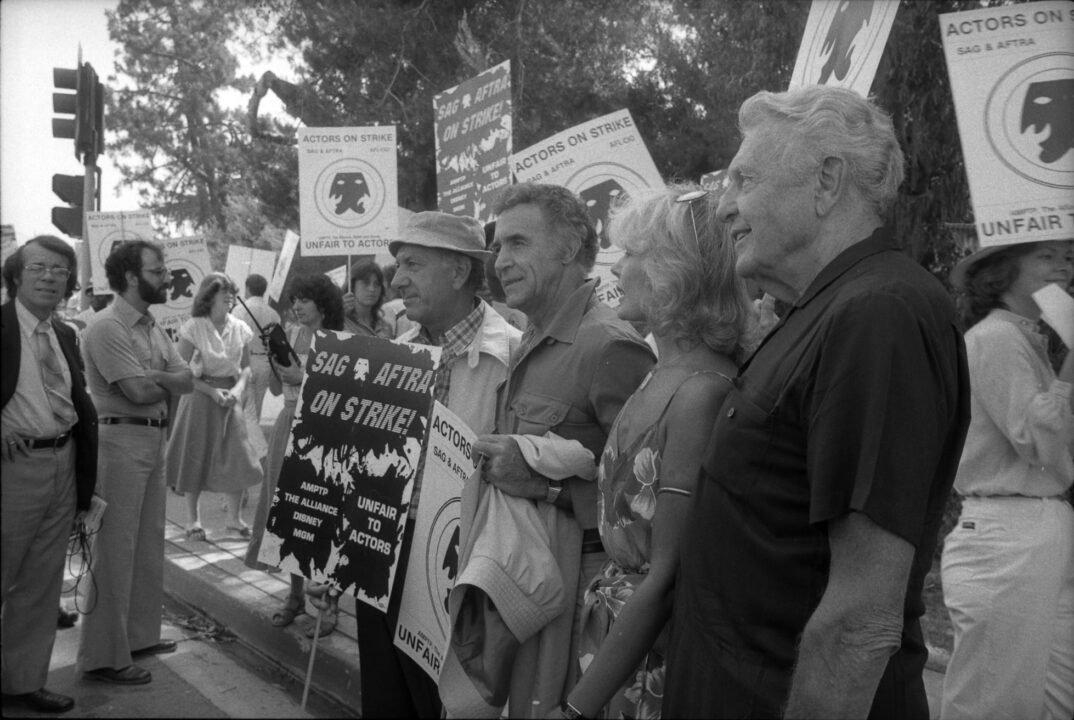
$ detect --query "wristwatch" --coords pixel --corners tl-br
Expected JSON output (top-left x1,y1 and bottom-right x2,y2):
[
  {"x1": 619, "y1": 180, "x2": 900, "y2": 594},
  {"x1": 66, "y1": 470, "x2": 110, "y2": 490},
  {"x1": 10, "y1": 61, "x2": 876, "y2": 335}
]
[
  {"x1": 545, "y1": 478, "x2": 564, "y2": 504},
  {"x1": 560, "y1": 701, "x2": 586, "y2": 719}
]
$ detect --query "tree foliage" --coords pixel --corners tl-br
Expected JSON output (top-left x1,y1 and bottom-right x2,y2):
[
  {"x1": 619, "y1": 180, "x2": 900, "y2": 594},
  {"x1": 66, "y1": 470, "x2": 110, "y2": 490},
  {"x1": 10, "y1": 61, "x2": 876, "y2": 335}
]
[
  {"x1": 107, "y1": 0, "x2": 296, "y2": 262},
  {"x1": 108, "y1": 0, "x2": 1026, "y2": 283}
]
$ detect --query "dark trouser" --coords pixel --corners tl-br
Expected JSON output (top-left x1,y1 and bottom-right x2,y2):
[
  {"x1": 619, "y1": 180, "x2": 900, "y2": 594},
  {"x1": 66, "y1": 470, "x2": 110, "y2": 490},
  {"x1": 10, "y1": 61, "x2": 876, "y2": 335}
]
[{"x1": 356, "y1": 520, "x2": 442, "y2": 719}]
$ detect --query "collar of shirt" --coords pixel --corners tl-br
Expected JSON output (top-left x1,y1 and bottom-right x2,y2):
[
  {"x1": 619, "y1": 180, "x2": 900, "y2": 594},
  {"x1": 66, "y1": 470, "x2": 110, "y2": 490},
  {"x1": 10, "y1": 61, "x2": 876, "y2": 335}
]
[
  {"x1": 794, "y1": 226, "x2": 898, "y2": 310},
  {"x1": 112, "y1": 293, "x2": 155, "y2": 329},
  {"x1": 14, "y1": 296, "x2": 53, "y2": 338},
  {"x1": 529, "y1": 278, "x2": 600, "y2": 347},
  {"x1": 346, "y1": 312, "x2": 385, "y2": 337},
  {"x1": 990, "y1": 308, "x2": 1049, "y2": 348},
  {"x1": 467, "y1": 299, "x2": 513, "y2": 369},
  {"x1": 418, "y1": 300, "x2": 484, "y2": 357}
]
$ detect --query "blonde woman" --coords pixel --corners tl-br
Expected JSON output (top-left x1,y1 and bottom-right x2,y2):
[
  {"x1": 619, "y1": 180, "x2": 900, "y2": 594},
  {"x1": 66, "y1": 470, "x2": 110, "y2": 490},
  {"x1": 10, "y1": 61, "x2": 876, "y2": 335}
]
[{"x1": 562, "y1": 183, "x2": 754, "y2": 719}]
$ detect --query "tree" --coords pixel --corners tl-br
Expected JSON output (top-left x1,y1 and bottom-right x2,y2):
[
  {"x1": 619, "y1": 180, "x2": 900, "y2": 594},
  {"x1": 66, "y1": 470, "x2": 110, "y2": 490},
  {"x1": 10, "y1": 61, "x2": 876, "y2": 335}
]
[
  {"x1": 111, "y1": 0, "x2": 1024, "y2": 288},
  {"x1": 107, "y1": 0, "x2": 297, "y2": 259}
]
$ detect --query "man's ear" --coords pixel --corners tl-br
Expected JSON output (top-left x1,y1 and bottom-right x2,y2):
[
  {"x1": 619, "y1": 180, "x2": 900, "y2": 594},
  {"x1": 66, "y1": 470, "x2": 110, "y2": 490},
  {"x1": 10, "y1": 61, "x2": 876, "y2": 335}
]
[
  {"x1": 450, "y1": 254, "x2": 471, "y2": 291},
  {"x1": 815, "y1": 155, "x2": 846, "y2": 216},
  {"x1": 560, "y1": 235, "x2": 582, "y2": 265}
]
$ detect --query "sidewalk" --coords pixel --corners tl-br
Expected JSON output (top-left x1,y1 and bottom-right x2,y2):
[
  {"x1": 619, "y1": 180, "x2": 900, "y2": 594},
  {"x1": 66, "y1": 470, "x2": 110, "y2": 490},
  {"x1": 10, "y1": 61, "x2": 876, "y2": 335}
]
[
  {"x1": 161, "y1": 392, "x2": 362, "y2": 713},
  {"x1": 158, "y1": 392, "x2": 948, "y2": 718}
]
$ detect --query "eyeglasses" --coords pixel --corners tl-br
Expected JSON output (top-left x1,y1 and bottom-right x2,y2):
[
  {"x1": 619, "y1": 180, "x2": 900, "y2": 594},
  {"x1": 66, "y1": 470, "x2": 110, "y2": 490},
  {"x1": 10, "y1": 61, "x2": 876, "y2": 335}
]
[
  {"x1": 24, "y1": 263, "x2": 72, "y2": 280},
  {"x1": 143, "y1": 266, "x2": 170, "y2": 277},
  {"x1": 675, "y1": 189, "x2": 709, "y2": 256}
]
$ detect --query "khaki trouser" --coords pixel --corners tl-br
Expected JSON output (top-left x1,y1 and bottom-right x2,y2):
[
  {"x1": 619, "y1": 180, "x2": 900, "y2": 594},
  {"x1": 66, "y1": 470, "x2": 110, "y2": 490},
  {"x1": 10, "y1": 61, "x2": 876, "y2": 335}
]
[
  {"x1": 1, "y1": 443, "x2": 76, "y2": 693},
  {"x1": 941, "y1": 496, "x2": 1074, "y2": 720},
  {"x1": 76, "y1": 424, "x2": 167, "y2": 672}
]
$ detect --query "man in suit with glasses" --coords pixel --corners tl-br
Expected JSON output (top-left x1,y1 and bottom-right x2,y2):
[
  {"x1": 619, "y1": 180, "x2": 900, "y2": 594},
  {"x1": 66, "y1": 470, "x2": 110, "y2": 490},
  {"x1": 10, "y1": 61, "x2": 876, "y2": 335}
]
[{"x1": 1, "y1": 236, "x2": 98, "y2": 713}]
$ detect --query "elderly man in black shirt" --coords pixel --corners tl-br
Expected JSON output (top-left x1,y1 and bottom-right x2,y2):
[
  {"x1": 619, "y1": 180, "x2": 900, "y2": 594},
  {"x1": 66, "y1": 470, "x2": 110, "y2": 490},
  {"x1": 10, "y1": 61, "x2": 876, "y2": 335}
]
[{"x1": 664, "y1": 86, "x2": 970, "y2": 719}]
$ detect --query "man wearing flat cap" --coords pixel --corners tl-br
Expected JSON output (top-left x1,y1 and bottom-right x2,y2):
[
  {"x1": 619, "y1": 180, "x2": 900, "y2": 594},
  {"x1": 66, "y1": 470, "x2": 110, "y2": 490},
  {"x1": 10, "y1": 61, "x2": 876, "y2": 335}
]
[{"x1": 348, "y1": 210, "x2": 521, "y2": 717}]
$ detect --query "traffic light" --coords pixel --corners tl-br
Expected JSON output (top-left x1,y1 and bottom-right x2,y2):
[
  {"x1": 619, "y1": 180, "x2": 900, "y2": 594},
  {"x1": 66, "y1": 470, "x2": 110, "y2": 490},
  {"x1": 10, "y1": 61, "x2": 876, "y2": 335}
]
[
  {"x1": 52, "y1": 63, "x2": 103, "y2": 162},
  {"x1": 51, "y1": 174, "x2": 86, "y2": 238}
]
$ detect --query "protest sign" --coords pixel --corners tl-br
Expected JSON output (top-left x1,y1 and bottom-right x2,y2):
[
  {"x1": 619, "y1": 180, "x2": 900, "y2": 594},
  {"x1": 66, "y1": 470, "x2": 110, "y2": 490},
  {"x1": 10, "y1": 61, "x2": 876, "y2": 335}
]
[
  {"x1": 298, "y1": 127, "x2": 399, "y2": 257},
  {"x1": 85, "y1": 210, "x2": 155, "y2": 296},
  {"x1": 0, "y1": 226, "x2": 15, "y2": 304},
  {"x1": 259, "y1": 332, "x2": 441, "y2": 611},
  {"x1": 267, "y1": 230, "x2": 300, "y2": 303},
  {"x1": 511, "y1": 109, "x2": 662, "y2": 307},
  {"x1": 225, "y1": 245, "x2": 277, "y2": 291},
  {"x1": 434, "y1": 61, "x2": 512, "y2": 223},
  {"x1": 941, "y1": 1, "x2": 1074, "y2": 247},
  {"x1": 1034, "y1": 283, "x2": 1074, "y2": 349},
  {"x1": 699, "y1": 169, "x2": 730, "y2": 193},
  {"x1": 324, "y1": 264, "x2": 347, "y2": 289},
  {"x1": 149, "y1": 234, "x2": 212, "y2": 342},
  {"x1": 790, "y1": 0, "x2": 900, "y2": 96},
  {"x1": 394, "y1": 401, "x2": 475, "y2": 681}
]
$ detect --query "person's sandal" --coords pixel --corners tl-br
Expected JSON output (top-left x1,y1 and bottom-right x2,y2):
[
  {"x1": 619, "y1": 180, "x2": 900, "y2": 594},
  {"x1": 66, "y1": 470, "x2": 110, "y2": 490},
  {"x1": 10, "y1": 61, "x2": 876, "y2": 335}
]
[
  {"x1": 185, "y1": 525, "x2": 206, "y2": 541},
  {"x1": 225, "y1": 524, "x2": 252, "y2": 539},
  {"x1": 271, "y1": 595, "x2": 305, "y2": 627}
]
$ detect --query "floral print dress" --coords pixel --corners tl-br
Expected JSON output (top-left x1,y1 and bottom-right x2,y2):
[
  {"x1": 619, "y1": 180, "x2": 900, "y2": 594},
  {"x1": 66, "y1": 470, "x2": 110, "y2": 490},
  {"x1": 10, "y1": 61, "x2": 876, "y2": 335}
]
[{"x1": 577, "y1": 370, "x2": 723, "y2": 720}]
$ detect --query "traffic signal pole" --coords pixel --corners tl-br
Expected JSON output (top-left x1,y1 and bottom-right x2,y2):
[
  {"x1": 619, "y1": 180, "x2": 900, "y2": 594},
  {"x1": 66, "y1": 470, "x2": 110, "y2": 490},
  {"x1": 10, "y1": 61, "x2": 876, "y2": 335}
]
[
  {"x1": 80, "y1": 154, "x2": 96, "y2": 310},
  {"x1": 52, "y1": 54, "x2": 104, "y2": 310}
]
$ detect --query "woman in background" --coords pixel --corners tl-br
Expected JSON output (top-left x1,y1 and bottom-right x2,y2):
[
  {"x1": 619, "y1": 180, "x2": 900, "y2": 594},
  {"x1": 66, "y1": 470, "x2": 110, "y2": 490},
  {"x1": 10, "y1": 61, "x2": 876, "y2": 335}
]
[
  {"x1": 167, "y1": 272, "x2": 262, "y2": 540},
  {"x1": 941, "y1": 240, "x2": 1074, "y2": 720},
  {"x1": 342, "y1": 261, "x2": 392, "y2": 338},
  {"x1": 561, "y1": 183, "x2": 754, "y2": 719},
  {"x1": 244, "y1": 274, "x2": 345, "y2": 638}
]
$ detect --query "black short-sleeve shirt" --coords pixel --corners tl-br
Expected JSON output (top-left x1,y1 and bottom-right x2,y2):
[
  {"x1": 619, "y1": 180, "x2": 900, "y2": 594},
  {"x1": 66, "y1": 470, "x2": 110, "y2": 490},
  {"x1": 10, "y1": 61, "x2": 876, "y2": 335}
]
[{"x1": 664, "y1": 228, "x2": 970, "y2": 719}]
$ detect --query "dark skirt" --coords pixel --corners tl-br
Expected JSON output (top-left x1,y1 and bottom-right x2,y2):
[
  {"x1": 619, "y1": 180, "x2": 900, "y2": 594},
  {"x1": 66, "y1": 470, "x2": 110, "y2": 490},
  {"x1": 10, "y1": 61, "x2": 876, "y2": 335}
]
[{"x1": 166, "y1": 388, "x2": 263, "y2": 494}]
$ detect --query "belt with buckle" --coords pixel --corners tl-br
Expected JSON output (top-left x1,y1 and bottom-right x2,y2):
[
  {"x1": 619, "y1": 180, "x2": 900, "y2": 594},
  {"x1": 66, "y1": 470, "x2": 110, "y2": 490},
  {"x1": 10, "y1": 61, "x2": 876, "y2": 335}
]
[
  {"x1": 24, "y1": 432, "x2": 72, "y2": 450},
  {"x1": 100, "y1": 416, "x2": 168, "y2": 428},
  {"x1": 581, "y1": 528, "x2": 604, "y2": 555}
]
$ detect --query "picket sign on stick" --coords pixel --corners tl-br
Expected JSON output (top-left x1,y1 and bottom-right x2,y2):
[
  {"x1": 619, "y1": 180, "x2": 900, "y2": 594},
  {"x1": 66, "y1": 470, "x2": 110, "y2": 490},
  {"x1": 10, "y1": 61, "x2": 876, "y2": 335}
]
[{"x1": 301, "y1": 615, "x2": 321, "y2": 710}]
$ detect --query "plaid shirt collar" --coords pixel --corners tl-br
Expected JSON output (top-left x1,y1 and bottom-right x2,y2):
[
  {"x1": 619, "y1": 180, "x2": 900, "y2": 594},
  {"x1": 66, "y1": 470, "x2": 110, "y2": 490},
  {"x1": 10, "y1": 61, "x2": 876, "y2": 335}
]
[{"x1": 417, "y1": 300, "x2": 484, "y2": 357}]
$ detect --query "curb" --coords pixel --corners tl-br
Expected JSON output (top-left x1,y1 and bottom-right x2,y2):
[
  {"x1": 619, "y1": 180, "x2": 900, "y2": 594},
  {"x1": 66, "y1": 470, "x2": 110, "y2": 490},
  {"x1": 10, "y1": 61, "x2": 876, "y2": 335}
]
[{"x1": 162, "y1": 517, "x2": 362, "y2": 713}]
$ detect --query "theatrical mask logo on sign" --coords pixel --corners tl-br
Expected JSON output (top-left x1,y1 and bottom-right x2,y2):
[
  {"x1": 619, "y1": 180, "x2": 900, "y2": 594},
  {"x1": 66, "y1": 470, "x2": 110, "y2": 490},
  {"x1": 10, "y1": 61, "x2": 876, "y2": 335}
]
[
  {"x1": 791, "y1": 0, "x2": 899, "y2": 97},
  {"x1": 985, "y1": 52, "x2": 1074, "y2": 189},
  {"x1": 817, "y1": 0, "x2": 878, "y2": 84},
  {"x1": 314, "y1": 159, "x2": 388, "y2": 229},
  {"x1": 566, "y1": 162, "x2": 652, "y2": 268},
  {"x1": 96, "y1": 232, "x2": 142, "y2": 272},
  {"x1": 427, "y1": 498, "x2": 461, "y2": 630},
  {"x1": 163, "y1": 257, "x2": 202, "y2": 312}
]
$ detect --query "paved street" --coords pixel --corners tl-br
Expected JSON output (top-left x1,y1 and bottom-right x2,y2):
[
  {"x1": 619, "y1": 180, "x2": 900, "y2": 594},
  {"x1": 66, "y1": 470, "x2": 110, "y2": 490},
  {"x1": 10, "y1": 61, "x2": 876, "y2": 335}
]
[{"x1": 1, "y1": 595, "x2": 351, "y2": 719}]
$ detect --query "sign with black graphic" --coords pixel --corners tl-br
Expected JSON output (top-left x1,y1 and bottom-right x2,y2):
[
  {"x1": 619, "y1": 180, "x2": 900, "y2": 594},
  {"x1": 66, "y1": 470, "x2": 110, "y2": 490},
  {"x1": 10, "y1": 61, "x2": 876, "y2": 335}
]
[
  {"x1": 790, "y1": 0, "x2": 900, "y2": 96},
  {"x1": 394, "y1": 402, "x2": 475, "y2": 681},
  {"x1": 434, "y1": 61, "x2": 512, "y2": 223},
  {"x1": 298, "y1": 127, "x2": 399, "y2": 257},
  {"x1": 511, "y1": 109, "x2": 663, "y2": 308},
  {"x1": 85, "y1": 210, "x2": 155, "y2": 297},
  {"x1": 258, "y1": 332, "x2": 441, "y2": 611},
  {"x1": 149, "y1": 235, "x2": 211, "y2": 343},
  {"x1": 941, "y1": 1, "x2": 1074, "y2": 247}
]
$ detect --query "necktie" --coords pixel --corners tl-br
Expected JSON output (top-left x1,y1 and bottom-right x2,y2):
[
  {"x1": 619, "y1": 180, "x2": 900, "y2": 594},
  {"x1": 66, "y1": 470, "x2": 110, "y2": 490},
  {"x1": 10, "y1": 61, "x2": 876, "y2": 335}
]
[{"x1": 34, "y1": 322, "x2": 78, "y2": 428}]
